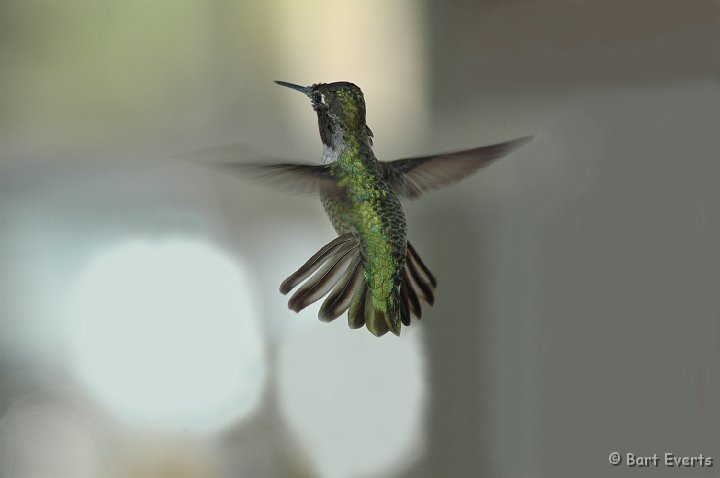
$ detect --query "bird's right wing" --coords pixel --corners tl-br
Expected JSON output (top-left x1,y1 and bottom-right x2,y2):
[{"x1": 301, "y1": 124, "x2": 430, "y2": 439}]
[
  {"x1": 213, "y1": 161, "x2": 340, "y2": 196},
  {"x1": 178, "y1": 143, "x2": 342, "y2": 196}
]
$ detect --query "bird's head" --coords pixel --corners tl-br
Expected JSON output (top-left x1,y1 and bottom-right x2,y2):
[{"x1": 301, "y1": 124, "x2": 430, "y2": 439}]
[{"x1": 275, "y1": 81, "x2": 372, "y2": 148}]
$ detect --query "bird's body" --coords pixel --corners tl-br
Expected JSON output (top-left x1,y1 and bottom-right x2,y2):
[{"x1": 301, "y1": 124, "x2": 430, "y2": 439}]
[
  {"x1": 240, "y1": 81, "x2": 531, "y2": 336},
  {"x1": 320, "y1": 138, "x2": 408, "y2": 336}
]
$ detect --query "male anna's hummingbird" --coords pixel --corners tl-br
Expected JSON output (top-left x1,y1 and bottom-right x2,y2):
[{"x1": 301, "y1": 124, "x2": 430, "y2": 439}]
[{"x1": 239, "y1": 81, "x2": 531, "y2": 337}]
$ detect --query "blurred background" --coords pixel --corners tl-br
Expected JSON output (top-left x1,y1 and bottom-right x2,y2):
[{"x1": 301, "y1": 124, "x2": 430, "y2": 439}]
[{"x1": 1, "y1": 1, "x2": 718, "y2": 477}]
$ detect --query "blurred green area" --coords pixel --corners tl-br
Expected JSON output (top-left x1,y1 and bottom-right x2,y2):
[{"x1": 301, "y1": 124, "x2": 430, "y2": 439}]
[{"x1": 1, "y1": 1, "x2": 282, "y2": 157}]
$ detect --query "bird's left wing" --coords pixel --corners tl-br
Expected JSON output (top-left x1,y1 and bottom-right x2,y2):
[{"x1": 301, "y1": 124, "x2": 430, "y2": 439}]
[{"x1": 378, "y1": 136, "x2": 533, "y2": 199}]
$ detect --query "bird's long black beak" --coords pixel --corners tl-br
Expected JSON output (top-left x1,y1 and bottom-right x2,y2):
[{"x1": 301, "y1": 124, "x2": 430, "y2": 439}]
[{"x1": 274, "y1": 80, "x2": 311, "y2": 95}]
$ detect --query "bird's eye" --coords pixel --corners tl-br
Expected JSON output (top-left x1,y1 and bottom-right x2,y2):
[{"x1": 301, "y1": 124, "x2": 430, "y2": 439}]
[{"x1": 312, "y1": 92, "x2": 323, "y2": 104}]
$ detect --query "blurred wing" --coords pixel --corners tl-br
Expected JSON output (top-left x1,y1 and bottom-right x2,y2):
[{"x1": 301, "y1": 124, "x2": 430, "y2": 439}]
[
  {"x1": 379, "y1": 136, "x2": 533, "y2": 198},
  {"x1": 177, "y1": 143, "x2": 340, "y2": 196},
  {"x1": 216, "y1": 162, "x2": 339, "y2": 196}
]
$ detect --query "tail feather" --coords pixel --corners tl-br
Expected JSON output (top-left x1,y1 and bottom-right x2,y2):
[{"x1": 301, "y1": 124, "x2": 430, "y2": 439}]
[
  {"x1": 405, "y1": 249, "x2": 435, "y2": 306},
  {"x1": 280, "y1": 234, "x2": 354, "y2": 294},
  {"x1": 398, "y1": 282, "x2": 411, "y2": 326},
  {"x1": 319, "y1": 255, "x2": 363, "y2": 322},
  {"x1": 365, "y1": 291, "x2": 390, "y2": 337},
  {"x1": 347, "y1": 284, "x2": 367, "y2": 329},
  {"x1": 280, "y1": 236, "x2": 436, "y2": 336},
  {"x1": 407, "y1": 241, "x2": 437, "y2": 288},
  {"x1": 288, "y1": 243, "x2": 357, "y2": 312},
  {"x1": 401, "y1": 268, "x2": 422, "y2": 319}
]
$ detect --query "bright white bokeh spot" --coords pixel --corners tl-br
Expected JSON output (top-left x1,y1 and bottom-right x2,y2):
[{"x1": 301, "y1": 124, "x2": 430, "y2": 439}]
[
  {"x1": 277, "y1": 324, "x2": 426, "y2": 478},
  {"x1": 68, "y1": 239, "x2": 265, "y2": 433}
]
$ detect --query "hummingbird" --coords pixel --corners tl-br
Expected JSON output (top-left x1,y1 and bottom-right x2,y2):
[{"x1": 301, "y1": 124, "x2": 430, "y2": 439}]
[{"x1": 234, "y1": 81, "x2": 531, "y2": 336}]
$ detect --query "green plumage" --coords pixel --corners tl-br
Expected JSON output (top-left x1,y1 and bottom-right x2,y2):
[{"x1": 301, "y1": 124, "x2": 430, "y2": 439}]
[{"x1": 325, "y1": 149, "x2": 407, "y2": 334}]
